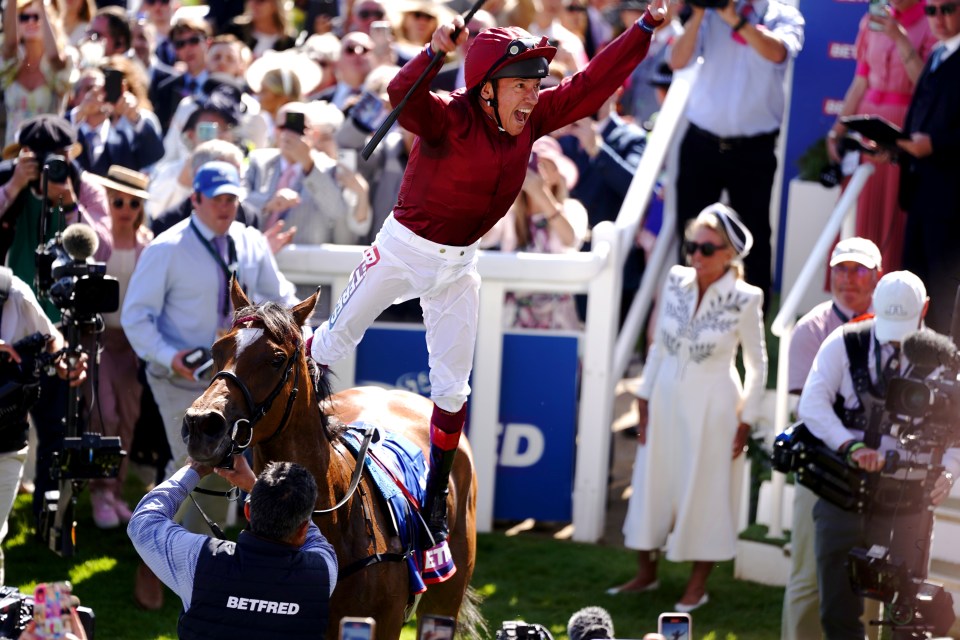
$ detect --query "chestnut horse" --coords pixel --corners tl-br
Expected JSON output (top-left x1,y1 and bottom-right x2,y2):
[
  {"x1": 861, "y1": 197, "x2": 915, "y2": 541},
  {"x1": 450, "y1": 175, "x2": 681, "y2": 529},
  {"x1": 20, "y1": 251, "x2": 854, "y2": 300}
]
[{"x1": 182, "y1": 282, "x2": 480, "y2": 639}]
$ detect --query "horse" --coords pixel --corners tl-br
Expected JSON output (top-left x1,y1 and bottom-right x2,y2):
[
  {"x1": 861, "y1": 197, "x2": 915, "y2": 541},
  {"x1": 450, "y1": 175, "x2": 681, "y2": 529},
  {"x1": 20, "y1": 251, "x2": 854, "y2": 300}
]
[{"x1": 182, "y1": 281, "x2": 481, "y2": 639}]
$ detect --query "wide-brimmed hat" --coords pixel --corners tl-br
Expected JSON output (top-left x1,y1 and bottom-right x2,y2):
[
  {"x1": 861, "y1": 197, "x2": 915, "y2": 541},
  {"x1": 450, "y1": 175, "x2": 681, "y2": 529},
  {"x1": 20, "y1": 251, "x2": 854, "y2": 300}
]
[
  {"x1": 86, "y1": 165, "x2": 150, "y2": 200},
  {"x1": 245, "y1": 50, "x2": 322, "y2": 96}
]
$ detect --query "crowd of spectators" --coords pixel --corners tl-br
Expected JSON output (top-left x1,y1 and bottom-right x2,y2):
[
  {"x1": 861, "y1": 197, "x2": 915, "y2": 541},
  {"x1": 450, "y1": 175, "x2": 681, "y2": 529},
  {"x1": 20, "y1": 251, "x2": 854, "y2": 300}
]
[{"x1": 0, "y1": 0, "x2": 955, "y2": 636}]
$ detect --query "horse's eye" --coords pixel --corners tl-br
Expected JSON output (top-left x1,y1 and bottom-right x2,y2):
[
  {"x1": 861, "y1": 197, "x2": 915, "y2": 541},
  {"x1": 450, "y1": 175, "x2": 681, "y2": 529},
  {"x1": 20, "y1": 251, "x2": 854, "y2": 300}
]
[{"x1": 272, "y1": 352, "x2": 286, "y2": 368}]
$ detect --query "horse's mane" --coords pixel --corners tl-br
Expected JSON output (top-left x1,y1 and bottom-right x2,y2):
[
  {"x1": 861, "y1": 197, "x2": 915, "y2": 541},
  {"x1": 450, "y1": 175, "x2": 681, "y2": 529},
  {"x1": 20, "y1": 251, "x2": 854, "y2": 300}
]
[{"x1": 235, "y1": 302, "x2": 341, "y2": 441}]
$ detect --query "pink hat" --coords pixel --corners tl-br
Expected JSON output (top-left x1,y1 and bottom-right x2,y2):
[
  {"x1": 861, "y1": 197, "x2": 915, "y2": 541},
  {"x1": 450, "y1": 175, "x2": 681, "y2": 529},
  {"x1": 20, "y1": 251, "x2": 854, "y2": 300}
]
[{"x1": 531, "y1": 136, "x2": 578, "y2": 191}]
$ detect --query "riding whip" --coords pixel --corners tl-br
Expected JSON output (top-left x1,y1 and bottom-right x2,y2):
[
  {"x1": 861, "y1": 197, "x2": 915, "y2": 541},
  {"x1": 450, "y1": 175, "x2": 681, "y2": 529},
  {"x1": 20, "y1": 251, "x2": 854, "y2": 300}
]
[{"x1": 360, "y1": 0, "x2": 488, "y2": 160}]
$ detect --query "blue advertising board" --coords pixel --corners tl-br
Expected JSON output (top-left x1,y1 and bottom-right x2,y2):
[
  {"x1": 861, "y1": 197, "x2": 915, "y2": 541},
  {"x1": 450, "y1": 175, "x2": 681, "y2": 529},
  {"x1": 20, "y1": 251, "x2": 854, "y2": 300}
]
[
  {"x1": 355, "y1": 325, "x2": 580, "y2": 521},
  {"x1": 776, "y1": 0, "x2": 867, "y2": 287}
]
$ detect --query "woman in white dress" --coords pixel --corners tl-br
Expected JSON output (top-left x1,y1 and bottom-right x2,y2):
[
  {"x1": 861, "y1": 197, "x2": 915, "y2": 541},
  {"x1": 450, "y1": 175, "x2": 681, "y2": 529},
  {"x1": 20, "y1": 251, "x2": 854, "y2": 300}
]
[{"x1": 608, "y1": 203, "x2": 767, "y2": 612}]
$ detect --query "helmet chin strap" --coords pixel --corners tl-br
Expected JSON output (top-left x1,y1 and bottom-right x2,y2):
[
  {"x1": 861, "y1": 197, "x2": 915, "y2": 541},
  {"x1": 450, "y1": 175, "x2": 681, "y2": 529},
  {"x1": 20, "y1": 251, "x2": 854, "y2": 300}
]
[{"x1": 485, "y1": 82, "x2": 506, "y2": 132}]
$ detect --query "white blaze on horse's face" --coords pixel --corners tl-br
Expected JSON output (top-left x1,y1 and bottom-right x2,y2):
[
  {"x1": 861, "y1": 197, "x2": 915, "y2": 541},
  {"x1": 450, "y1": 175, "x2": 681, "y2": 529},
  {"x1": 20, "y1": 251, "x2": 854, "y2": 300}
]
[{"x1": 234, "y1": 328, "x2": 264, "y2": 360}]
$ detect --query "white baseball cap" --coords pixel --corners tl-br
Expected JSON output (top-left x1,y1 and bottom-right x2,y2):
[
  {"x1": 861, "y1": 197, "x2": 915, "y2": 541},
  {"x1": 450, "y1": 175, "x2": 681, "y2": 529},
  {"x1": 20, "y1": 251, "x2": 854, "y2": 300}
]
[
  {"x1": 873, "y1": 271, "x2": 927, "y2": 343},
  {"x1": 830, "y1": 237, "x2": 882, "y2": 270}
]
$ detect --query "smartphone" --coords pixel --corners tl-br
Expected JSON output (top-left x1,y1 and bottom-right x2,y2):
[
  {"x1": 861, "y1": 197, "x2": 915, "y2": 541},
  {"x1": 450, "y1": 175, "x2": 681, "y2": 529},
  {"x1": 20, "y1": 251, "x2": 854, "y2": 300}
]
[
  {"x1": 338, "y1": 148, "x2": 358, "y2": 172},
  {"x1": 284, "y1": 110, "x2": 307, "y2": 135},
  {"x1": 658, "y1": 612, "x2": 692, "y2": 640},
  {"x1": 34, "y1": 582, "x2": 70, "y2": 639},
  {"x1": 418, "y1": 615, "x2": 456, "y2": 640},
  {"x1": 370, "y1": 20, "x2": 393, "y2": 44},
  {"x1": 196, "y1": 121, "x2": 219, "y2": 143},
  {"x1": 183, "y1": 347, "x2": 211, "y2": 370},
  {"x1": 351, "y1": 90, "x2": 390, "y2": 133},
  {"x1": 867, "y1": 0, "x2": 887, "y2": 31},
  {"x1": 340, "y1": 616, "x2": 376, "y2": 640},
  {"x1": 103, "y1": 67, "x2": 124, "y2": 103}
]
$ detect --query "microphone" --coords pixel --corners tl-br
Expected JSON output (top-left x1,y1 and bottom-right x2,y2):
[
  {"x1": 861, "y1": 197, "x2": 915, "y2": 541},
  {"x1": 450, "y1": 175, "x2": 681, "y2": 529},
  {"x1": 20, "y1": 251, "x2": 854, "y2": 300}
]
[
  {"x1": 902, "y1": 329, "x2": 960, "y2": 370},
  {"x1": 61, "y1": 223, "x2": 99, "y2": 262}
]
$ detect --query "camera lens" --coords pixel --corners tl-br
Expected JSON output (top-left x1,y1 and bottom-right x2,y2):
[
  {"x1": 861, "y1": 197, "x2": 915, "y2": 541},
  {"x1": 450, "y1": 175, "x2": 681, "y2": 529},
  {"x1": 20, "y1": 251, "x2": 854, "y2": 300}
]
[{"x1": 44, "y1": 155, "x2": 70, "y2": 184}]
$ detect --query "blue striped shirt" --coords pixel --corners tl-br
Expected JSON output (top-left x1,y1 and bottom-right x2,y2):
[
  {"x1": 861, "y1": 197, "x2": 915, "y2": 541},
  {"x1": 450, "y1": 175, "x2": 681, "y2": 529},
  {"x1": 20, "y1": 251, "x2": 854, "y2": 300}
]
[
  {"x1": 127, "y1": 466, "x2": 338, "y2": 611},
  {"x1": 683, "y1": 0, "x2": 805, "y2": 138}
]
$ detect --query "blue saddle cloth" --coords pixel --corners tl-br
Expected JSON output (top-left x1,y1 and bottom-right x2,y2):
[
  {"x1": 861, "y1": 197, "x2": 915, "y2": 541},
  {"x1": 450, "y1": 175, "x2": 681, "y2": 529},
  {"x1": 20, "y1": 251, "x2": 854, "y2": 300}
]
[{"x1": 340, "y1": 423, "x2": 435, "y2": 594}]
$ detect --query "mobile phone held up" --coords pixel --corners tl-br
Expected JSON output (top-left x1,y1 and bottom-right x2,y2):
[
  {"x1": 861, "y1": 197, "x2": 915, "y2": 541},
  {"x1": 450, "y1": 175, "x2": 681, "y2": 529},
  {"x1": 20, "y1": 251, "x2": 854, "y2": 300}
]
[
  {"x1": 284, "y1": 111, "x2": 306, "y2": 136},
  {"x1": 868, "y1": 0, "x2": 888, "y2": 31},
  {"x1": 658, "y1": 612, "x2": 692, "y2": 640},
  {"x1": 103, "y1": 67, "x2": 124, "y2": 104},
  {"x1": 419, "y1": 614, "x2": 456, "y2": 640},
  {"x1": 340, "y1": 616, "x2": 376, "y2": 640}
]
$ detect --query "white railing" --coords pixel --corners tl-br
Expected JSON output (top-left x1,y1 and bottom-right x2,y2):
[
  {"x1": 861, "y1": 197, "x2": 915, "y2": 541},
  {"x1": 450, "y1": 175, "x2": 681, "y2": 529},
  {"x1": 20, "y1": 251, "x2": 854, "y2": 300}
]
[
  {"x1": 765, "y1": 163, "x2": 875, "y2": 538},
  {"x1": 274, "y1": 60, "x2": 701, "y2": 541}
]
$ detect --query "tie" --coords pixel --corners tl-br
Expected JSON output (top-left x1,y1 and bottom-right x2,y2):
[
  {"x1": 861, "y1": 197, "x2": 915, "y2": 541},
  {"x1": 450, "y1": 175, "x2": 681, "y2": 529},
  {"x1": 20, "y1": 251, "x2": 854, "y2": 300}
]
[
  {"x1": 930, "y1": 46, "x2": 945, "y2": 73},
  {"x1": 84, "y1": 130, "x2": 99, "y2": 165},
  {"x1": 732, "y1": 2, "x2": 754, "y2": 45},
  {"x1": 213, "y1": 235, "x2": 230, "y2": 324},
  {"x1": 266, "y1": 163, "x2": 301, "y2": 229},
  {"x1": 182, "y1": 77, "x2": 197, "y2": 97}
]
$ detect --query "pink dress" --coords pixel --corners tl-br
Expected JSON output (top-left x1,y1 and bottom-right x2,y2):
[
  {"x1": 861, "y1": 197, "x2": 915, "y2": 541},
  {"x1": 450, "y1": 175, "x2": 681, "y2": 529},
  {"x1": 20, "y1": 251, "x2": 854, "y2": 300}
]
[{"x1": 850, "y1": 2, "x2": 937, "y2": 272}]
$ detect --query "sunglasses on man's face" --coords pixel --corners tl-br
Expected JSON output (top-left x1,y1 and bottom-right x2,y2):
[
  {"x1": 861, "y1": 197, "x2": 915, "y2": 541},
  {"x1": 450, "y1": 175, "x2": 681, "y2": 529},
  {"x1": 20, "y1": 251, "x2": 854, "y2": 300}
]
[
  {"x1": 684, "y1": 240, "x2": 726, "y2": 257},
  {"x1": 925, "y1": 2, "x2": 958, "y2": 15},
  {"x1": 19, "y1": 13, "x2": 40, "y2": 23},
  {"x1": 144, "y1": 0, "x2": 171, "y2": 5},
  {"x1": 357, "y1": 8, "x2": 385, "y2": 19},
  {"x1": 343, "y1": 43, "x2": 371, "y2": 55},
  {"x1": 174, "y1": 35, "x2": 203, "y2": 49},
  {"x1": 112, "y1": 197, "x2": 142, "y2": 210}
]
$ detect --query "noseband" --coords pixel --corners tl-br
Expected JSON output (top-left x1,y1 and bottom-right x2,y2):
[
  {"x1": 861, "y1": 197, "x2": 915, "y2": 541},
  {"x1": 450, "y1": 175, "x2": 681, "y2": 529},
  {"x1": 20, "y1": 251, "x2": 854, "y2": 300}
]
[{"x1": 210, "y1": 318, "x2": 301, "y2": 456}]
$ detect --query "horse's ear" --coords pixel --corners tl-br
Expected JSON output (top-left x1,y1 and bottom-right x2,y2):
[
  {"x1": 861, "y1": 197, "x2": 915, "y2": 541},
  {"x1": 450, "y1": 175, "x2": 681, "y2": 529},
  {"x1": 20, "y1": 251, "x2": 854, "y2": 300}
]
[
  {"x1": 230, "y1": 276, "x2": 252, "y2": 310},
  {"x1": 291, "y1": 287, "x2": 320, "y2": 328}
]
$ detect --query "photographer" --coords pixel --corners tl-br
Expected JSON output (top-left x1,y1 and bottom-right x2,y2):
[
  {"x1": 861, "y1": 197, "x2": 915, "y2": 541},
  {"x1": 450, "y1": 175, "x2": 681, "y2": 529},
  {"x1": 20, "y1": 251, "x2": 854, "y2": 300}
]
[
  {"x1": 127, "y1": 455, "x2": 337, "y2": 639},
  {"x1": 0, "y1": 271, "x2": 86, "y2": 585},
  {"x1": 669, "y1": 0, "x2": 804, "y2": 309},
  {"x1": 798, "y1": 270, "x2": 960, "y2": 638}
]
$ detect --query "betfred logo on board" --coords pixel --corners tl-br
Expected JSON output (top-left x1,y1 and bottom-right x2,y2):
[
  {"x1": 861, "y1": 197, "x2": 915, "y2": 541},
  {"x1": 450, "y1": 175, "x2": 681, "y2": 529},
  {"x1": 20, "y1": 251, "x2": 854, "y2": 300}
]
[{"x1": 828, "y1": 42, "x2": 857, "y2": 60}]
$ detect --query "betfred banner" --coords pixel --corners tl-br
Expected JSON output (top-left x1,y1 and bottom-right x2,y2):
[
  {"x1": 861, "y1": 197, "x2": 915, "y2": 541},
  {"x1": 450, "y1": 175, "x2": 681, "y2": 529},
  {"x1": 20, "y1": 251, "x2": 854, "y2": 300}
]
[{"x1": 355, "y1": 326, "x2": 580, "y2": 521}]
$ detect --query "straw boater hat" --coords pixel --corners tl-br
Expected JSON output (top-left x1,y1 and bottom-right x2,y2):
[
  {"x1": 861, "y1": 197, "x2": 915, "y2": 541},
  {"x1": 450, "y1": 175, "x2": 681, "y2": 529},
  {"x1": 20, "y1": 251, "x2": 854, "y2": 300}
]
[{"x1": 87, "y1": 165, "x2": 151, "y2": 200}]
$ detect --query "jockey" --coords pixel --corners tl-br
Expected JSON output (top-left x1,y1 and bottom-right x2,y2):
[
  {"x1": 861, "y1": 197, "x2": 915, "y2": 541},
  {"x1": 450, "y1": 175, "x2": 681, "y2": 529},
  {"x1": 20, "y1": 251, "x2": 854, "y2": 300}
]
[{"x1": 310, "y1": 2, "x2": 667, "y2": 564}]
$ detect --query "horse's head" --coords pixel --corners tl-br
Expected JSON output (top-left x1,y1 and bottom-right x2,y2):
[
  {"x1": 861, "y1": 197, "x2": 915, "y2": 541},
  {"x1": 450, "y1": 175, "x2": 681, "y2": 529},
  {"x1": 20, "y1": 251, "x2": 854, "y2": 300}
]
[{"x1": 183, "y1": 280, "x2": 319, "y2": 466}]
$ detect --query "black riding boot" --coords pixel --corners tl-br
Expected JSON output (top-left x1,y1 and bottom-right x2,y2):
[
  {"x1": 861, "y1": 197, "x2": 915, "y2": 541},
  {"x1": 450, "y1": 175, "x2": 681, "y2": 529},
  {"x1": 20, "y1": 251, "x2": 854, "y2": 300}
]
[{"x1": 424, "y1": 443, "x2": 458, "y2": 543}]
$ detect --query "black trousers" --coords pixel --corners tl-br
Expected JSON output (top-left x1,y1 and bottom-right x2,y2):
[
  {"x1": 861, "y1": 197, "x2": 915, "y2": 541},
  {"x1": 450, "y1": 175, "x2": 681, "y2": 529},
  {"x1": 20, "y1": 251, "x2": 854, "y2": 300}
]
[{"x1": 676, "y1": 124, "x2": 779, "y2": 309}]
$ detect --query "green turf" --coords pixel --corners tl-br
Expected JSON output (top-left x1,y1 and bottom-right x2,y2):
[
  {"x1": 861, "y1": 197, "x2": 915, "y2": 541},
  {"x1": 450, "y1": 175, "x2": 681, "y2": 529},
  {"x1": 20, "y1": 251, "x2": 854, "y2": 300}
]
[{"x1": 7, "y1": 484, "x2": 784, "y2": 640}]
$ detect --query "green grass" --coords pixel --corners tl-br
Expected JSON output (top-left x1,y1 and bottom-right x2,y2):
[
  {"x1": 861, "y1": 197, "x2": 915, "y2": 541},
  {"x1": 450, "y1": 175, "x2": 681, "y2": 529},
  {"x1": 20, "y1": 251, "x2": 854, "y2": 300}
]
[{"x1": 7, "y1": 484, "x2": 784, "y2": 640}]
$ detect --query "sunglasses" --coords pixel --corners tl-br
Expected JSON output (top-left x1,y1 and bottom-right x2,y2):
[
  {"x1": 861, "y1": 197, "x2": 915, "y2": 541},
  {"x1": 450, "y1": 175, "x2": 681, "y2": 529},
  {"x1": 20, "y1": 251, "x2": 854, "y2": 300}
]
[
  {"x1": 684, "y1": 240, "x2": 726, "y2": 257},
  {"x1": 18, "y1": 13, "x2": 40, "y2": 23},
  {"x1": 357, "y1": 8, "x2": 385, "y2": 19},
  {"x1": 112, "y1": 197, "x2": 142, "y2": 210},
  {"x1": 144, "y1": 0, "x2": 171, "y2": 5},
  {"x1": 408, "y1": 11, "x2": 435, "y2": 20},
  {"x1": 564, "y1": 5, "x2": 588, "y2": 12},
  {"x1": 174, "y1": 35, "x2": 203, "y2": 49},
  {"x1": 831, "y1": 263, "x2": 872, "y2": 277},
  {"x1": 925, "y1": 2, "x2": 958, "y2": 15}
]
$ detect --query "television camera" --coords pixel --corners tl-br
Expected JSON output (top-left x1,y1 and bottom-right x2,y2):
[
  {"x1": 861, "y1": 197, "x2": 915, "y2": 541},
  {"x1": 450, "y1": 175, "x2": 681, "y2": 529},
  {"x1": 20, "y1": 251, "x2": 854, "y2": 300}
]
[
  {"x1": 33, "y1": 201, "x2": 123, "y2": 557},
  {"x1": 772, "y1": 328, "x2": 960, "y2": 637}
]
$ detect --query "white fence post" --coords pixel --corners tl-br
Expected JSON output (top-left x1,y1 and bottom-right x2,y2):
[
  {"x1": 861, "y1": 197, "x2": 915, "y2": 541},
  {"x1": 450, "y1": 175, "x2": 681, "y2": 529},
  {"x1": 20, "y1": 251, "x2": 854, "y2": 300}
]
[{"x1": 572, "y1": 222, "x2": 621, "y2": 542}]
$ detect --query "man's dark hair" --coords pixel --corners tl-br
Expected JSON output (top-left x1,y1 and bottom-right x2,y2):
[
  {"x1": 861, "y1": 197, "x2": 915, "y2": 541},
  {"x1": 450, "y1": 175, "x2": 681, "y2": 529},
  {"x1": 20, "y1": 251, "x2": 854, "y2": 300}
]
[
  {"x1": 248, "y1": 462, "x2": 318, "y2": 541},
  {"x1": 566, "y1": 607, "x2": 614, "y2": 640},
  {"x1": 96, "y1": 6, "x2": 132, "y2": 53}
]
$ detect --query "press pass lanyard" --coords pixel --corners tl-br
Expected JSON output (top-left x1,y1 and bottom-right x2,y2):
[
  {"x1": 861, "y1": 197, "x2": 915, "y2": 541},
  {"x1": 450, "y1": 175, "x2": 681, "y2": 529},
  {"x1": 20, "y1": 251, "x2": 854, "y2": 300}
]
[{"x1": 190, "y1": 219, "x2": 238, "y2": 319}]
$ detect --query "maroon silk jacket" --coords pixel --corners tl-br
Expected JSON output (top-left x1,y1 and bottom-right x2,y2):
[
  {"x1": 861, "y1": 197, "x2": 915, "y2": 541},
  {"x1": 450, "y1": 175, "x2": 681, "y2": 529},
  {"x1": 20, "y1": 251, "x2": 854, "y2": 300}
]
[{"x1": 388, "y1": 15, "x2": 660, "y2": 247}]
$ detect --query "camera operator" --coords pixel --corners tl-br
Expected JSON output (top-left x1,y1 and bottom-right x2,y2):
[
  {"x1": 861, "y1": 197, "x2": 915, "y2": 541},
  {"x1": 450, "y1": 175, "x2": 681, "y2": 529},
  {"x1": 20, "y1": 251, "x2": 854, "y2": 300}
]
[
  {"x1": 0, "y1": 271, "x2": 86, "y2": 585},
  {"x1": 0, "y1": 114, "x2": 108, "y2": 525},
  {"x1": 798, "y1": 270, "x2": 959, "y2": 639},
  {"x1": 127, "y1": 455, "x2": 337, "y2": 640},
  {"x1": 669, "y1": 0, "x2": 805, "y2": 309}
]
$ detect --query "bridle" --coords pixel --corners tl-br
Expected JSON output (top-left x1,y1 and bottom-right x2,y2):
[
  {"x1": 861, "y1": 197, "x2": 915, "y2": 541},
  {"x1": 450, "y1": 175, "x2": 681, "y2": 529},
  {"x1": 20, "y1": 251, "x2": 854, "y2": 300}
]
[{"x1": 210, "y1": 315, "x2": 301, "y2": 457}]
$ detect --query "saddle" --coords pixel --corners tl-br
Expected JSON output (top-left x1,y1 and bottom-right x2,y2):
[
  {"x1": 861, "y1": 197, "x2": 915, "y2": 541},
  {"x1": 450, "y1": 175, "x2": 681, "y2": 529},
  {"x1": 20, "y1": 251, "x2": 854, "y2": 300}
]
[{"x1": 338, "y1": 424, "x2": 456, "y2": 593}]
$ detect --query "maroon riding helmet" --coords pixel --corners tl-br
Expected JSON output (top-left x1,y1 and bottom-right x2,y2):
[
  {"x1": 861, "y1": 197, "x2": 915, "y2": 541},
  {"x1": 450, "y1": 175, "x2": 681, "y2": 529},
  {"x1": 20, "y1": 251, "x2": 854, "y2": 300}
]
[{"x1": 464, "y1": 27, "x2": 557, "y2": 90}]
